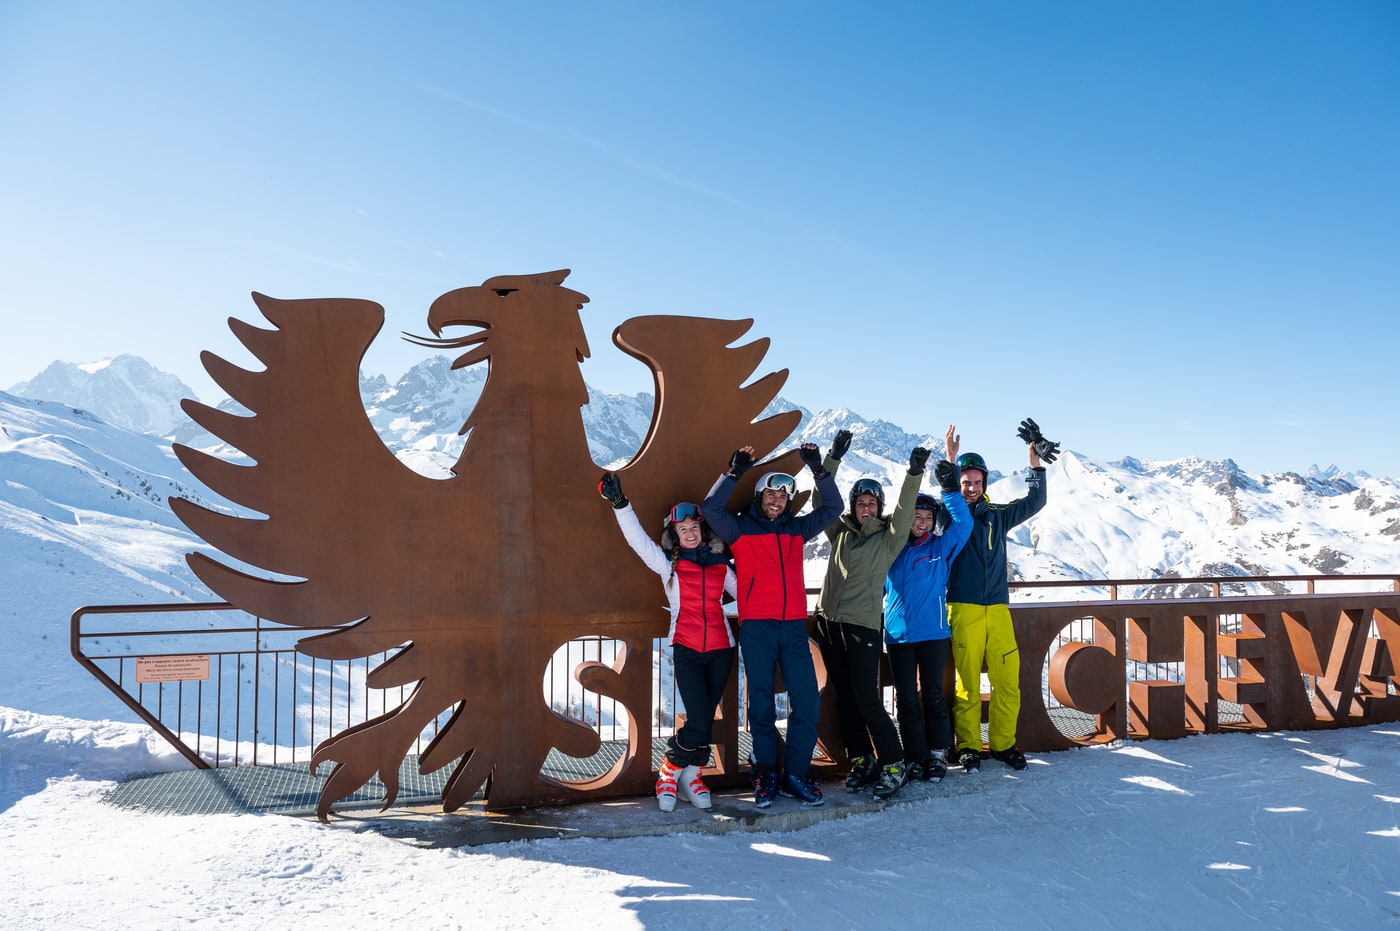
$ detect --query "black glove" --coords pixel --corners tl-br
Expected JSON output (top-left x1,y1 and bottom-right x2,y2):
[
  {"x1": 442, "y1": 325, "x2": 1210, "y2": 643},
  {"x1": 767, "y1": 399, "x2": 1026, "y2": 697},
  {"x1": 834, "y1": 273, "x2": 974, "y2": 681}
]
[
  {"x1": 1016, "y1": 417, "x2": 1044, "y2": 445},
  {"x1": 1017, "y1": 417, "x2": 1060, "y2": 464},
  {"x1": 1033, "y1": 438, "x2": 1061, "y2": 464},
  {"x1": 798, "y1": 443, "x2": 824, "y2": 474},
  {"x1": 728, "y1": 449, "x2": 753, "y2": 478},
  {"x1": 909, "y1": 446, "x2": 930, "y2": 475},
  {"x1": 597, "y1": 472, "x2": 628, "y2": 509},
  {"x1": 828, "y1": 429, "x2": 853, "y2": 461},
  {"x1": 934, "y1": 459, "x2": 959, "y2": 492}
]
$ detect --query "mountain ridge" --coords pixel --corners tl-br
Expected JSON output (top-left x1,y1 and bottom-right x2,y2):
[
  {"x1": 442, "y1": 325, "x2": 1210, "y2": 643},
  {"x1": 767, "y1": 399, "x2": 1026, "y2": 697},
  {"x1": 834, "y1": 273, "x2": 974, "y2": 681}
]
[
  {"x1": 5, "y1": 355, "x2": 1399, "y2": 612},
  {"x1": 6, "y1": 360, "x2": 1400, "y2": 721}
]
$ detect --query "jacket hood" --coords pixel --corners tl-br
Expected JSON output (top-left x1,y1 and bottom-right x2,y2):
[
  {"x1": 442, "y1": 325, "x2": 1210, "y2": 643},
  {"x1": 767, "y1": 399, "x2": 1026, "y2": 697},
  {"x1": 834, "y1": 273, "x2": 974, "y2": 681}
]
[{"x1": 841, "y1": 512, "x2": 889, "y2": 536}]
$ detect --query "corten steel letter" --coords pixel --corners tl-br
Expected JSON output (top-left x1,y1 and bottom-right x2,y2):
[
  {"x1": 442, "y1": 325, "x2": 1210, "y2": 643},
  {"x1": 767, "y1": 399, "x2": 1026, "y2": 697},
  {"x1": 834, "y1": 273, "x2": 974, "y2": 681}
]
[
  {"x1": 1360, "y1": 606, "x2": 1400, "y2": 719},
  {"x1": 169, "y1": 270, "x2": 807, "y2": 819},
  {"x1": 1126, "y1": 608, "x2": 1187, "y2": 740},
  {"x1": 1012, "y1": 606, "x2": 1126, "y2": 751},
  {"x1": 1183, "y1": 612, "x2": 1218, "y2": 733},
  {"x1": 1047, "y1": 616, "x2": 1127, "y2": 743},
  {"x1": 1281, "y1": 607, "x2": 1369, "y2": 724},
  {"x1": 1216, "y1": 612, "x2": 1270, "y2": 728}
]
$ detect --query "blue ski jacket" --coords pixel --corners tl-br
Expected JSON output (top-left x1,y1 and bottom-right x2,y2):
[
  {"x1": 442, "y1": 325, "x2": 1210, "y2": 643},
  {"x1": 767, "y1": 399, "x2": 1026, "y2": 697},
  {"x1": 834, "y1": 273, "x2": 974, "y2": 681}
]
[{"x1": 883, "y1": 488, "x2": 973, "y2": 644}]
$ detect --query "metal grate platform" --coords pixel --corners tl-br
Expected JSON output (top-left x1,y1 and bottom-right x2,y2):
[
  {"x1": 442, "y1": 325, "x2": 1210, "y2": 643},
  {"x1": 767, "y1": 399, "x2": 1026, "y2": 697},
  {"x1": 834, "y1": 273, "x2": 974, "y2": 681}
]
[
  {"x1": 103, "y1": 712, "x2": 1205, "y2": 818},
  {"x1": 103, "y1": 737, "x2": 741, "y2": 817}
]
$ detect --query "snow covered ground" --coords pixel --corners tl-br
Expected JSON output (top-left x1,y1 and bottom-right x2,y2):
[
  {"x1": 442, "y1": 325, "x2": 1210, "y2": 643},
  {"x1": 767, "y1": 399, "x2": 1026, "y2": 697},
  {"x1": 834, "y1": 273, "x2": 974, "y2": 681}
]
[{"x1": 3, "y1": 705, "x2": 1397, "y2": 929}]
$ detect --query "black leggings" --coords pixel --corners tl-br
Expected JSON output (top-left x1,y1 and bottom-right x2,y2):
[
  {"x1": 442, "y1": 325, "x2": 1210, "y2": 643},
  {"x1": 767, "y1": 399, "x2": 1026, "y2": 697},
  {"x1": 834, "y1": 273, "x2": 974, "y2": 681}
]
[
  {"x1": 666, "y1": 643, "x2": 735, "y2": 767},
  {"x1": 886, "y1": 638, "x2": 953, "y2": 762}
]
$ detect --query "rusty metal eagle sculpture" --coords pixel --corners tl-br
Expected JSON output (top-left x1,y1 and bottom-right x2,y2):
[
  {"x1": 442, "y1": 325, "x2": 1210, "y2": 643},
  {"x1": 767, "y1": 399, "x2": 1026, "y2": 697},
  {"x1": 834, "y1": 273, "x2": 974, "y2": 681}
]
[{"x1": 169, "y1": 270, "x2": 803, "y2": 819}]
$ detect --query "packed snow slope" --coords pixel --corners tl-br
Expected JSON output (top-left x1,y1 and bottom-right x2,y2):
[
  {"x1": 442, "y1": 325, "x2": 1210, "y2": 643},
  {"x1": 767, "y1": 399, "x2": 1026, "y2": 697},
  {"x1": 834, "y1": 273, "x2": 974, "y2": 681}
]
[{"x1": 2, "y1": 707, "x2": 1397, "y2": 928}]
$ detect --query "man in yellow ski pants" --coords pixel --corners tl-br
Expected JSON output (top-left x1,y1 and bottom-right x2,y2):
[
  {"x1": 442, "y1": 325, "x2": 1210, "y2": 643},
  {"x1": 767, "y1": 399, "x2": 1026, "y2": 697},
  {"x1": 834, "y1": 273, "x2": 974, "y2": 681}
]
[{"x1": 944, "y1": 419, "x2": 1056, "y2": 772}]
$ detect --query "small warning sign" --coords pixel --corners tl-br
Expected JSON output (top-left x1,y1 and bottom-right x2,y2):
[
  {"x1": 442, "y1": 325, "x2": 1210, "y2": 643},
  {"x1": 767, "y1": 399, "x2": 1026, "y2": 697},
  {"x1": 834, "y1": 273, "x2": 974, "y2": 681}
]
[{"x1": 135, "y1": 655, "x2": 211, "y2": 683}]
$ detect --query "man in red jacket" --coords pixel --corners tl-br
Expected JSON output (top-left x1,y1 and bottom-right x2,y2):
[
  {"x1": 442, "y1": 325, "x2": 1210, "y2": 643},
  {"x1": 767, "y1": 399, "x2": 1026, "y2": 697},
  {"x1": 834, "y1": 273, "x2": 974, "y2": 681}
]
[{"x1": 702, "y1": 442, "x2": 842, "y2": 808}]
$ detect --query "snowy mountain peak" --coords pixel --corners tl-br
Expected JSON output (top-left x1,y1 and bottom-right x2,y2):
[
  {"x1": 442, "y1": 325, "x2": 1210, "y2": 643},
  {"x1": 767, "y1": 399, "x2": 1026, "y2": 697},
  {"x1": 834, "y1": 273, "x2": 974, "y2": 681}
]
[{"x1": 8, "y1": 355, "x2": 197, "y2": 436}]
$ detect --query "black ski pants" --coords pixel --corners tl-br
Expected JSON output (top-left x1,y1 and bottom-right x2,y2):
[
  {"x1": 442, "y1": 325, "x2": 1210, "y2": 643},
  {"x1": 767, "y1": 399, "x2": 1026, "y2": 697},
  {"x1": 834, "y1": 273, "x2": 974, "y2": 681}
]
[
  {"x1": 887, "y1": 637, "x2": 953, "y2": 762},
  {"x1": 816, "y1": 618, "x2": 903, "y2": 765}
]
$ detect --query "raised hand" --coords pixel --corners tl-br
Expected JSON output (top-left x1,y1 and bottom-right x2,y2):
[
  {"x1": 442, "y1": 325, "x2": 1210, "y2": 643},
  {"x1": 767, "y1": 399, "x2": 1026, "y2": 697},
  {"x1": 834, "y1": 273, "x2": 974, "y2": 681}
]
[
  {"x1": 944, "y1": 424, "x2": 960, "y2": 463},
  {"x1": 1017, "y1": 418, "x2": 1060, "y2": 464},
  {"x1": 597, "y1": 471, "x2": 628, "y2": 508},
  {"x1": 798, "y1": 443, "x2": 824, "y2": 473},
  {"x1": 829, "y1": 429, "x2": 853, "y2": 462},
  {"x1": 1033, "y1": 437, "x2": 1061, "y2": 464},
  {"x1": 934, "y1": 459, "x2": 959, "y2": 492},
  {"x1": 909, "y1": 446, "x2": 930, "y2": 475},
  {"x1": 1016, "y1": 418, "x2": 1043, "y2": 446},
  {"x1": 728, "y1": 447, "x2": 754, "y2": 478}
]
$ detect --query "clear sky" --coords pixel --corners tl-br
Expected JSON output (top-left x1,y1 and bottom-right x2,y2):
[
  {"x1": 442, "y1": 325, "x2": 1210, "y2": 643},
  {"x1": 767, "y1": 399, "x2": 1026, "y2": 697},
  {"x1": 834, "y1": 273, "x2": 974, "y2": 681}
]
[{"x1": 3, "y1": 1, "x2": 1397, "y2": 476}]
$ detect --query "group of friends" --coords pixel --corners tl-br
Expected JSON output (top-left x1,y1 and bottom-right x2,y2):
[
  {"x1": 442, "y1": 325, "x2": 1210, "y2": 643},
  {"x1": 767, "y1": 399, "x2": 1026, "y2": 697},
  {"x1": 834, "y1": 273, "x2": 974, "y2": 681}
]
[{"x1": 598, "y1": 417, "x2": 1060, "y2": 811}]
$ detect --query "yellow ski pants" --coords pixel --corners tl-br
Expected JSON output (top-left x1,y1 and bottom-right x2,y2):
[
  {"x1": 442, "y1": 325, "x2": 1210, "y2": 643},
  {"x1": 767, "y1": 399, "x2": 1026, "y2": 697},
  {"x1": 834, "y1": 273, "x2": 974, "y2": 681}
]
[{"x1": 948, "y1": 602, "x2": 1020, "y2": 753}]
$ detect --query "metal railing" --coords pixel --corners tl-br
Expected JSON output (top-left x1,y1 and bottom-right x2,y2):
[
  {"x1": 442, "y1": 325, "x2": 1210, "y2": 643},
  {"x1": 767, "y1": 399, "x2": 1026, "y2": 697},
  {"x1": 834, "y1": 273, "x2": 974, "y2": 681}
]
[
  {"x1": 72, "y1": 573, "x2": 1400, "y2": 773},
  {"x1": 70, "y1": 603, "x2": 446, "y2": 769}
]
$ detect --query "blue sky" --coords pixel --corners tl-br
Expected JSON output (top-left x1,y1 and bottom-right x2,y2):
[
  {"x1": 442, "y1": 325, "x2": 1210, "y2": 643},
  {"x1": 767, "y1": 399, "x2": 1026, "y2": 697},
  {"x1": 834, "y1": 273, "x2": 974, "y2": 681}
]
[{"x1": 3, "y1": 2, "x2": 1397, "y2": 476}]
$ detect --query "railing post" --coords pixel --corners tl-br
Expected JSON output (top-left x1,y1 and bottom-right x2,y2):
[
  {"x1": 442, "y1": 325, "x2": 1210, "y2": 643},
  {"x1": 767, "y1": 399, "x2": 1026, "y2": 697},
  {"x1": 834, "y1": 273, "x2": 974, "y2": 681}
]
[{"x1": 252, "y1": 615, "x2": 261, "y2": 766}]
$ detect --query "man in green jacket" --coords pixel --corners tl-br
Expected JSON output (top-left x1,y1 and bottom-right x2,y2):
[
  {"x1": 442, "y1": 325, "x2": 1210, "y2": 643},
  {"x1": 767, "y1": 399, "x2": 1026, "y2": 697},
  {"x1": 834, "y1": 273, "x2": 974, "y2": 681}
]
[{"x1": 813, "y1": 430, "x2": 932, "y2": 800}]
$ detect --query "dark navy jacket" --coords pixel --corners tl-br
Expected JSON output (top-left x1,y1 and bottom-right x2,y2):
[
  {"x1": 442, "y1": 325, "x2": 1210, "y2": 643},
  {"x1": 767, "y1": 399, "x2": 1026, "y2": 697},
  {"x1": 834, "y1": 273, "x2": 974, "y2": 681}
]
[{"x1": 945, "y1": 467, "x2": 1047, "y2": 606}]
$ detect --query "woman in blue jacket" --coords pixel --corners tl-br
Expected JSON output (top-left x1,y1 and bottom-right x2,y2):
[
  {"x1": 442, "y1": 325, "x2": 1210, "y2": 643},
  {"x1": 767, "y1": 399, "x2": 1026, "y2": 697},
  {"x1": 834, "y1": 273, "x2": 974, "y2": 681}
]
[{"x1": 883, "y1": 427, "x2": 972, "y2": 781}]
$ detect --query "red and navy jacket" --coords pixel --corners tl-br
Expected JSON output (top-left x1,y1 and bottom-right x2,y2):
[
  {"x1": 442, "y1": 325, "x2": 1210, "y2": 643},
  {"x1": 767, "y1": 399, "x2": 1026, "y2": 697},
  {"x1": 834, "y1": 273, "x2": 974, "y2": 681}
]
[{"x1": 700, "y1": 468, "x2": 842, "y2": 623}]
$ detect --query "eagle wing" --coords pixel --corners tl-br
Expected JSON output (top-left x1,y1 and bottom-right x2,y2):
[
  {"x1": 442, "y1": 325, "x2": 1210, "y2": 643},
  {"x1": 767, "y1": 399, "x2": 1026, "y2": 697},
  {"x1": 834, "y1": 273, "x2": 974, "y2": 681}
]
[
  {"x1": 170, "y1": 292, "x2": 469, "y2": 661},
  {"x1": 610, "y1": 315, "x2": 801, "y2": 516}
]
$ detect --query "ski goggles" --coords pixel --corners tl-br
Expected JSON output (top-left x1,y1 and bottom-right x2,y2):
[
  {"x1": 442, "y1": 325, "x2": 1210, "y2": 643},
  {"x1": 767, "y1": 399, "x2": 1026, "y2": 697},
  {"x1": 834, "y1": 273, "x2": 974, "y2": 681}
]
[
  {"x1": 757, "y1": 473, "x2": 797, "y2": 496},
  {"x1": 666, "y1": 502, "x2": 704, "y2": 524},
  {"x1": 851, "y1": 478, "x2": 883, "y2": 500}
]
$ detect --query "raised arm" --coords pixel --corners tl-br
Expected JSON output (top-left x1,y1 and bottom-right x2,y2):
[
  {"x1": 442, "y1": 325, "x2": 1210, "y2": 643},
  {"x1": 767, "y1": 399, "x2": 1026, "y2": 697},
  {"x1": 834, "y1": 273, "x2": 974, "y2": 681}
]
[
  {"x1": 700, "y1": 446, "x2": 757, "y2": 543},
  {"x1": 795, "y1": 441, "x2": 843, "y2": 539},
  {"x1": 814, "y1": 430, "x2": 852, "y2": 542},
  {"x1": 886, "y1": 447, "x2": 927, "y2": 547}
]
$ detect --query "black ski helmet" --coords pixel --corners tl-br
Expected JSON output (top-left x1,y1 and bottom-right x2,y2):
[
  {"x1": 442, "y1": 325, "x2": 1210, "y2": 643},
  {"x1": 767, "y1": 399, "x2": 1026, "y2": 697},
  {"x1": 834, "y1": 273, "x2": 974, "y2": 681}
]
[
  {"x1": 914, "y1": 493, "x2": 950, "y2": 536},
  {"x1": 848, "y1": 477, "x2": 885, "y2": 516},
  {"x1": 956, "y1": 452, "x2": 988, "y2": 480}
]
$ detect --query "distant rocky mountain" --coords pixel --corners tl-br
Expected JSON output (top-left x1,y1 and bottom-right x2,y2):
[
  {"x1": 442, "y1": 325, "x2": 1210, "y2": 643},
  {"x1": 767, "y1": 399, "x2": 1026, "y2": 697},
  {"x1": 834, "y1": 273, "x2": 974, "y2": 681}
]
[
  {"x1": 8, "y1": 355, "x2": 197, "y2": 437},
  {"x1": 7, "y1": 354, "x2": 1399, "y2": 609},
  {"x1": 162, "y1": 354, "x2": 981, "y2": 477}
]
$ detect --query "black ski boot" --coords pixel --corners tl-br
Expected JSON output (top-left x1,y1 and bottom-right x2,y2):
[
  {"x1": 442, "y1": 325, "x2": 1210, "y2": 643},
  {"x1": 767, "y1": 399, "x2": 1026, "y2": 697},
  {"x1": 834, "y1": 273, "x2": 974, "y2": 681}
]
[
  {"x1": 956, "y1": 746, "x2": 982, "y2": 773},
  {"x1": 990, "y1": 745, "x2": 1028, "y2": 771},
  {"x1": 845, "y1": 754, "x2": 879, "y2": 791},
  {"x1": 872, "y1": 761, "x2": 909, "y2": 800}
]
